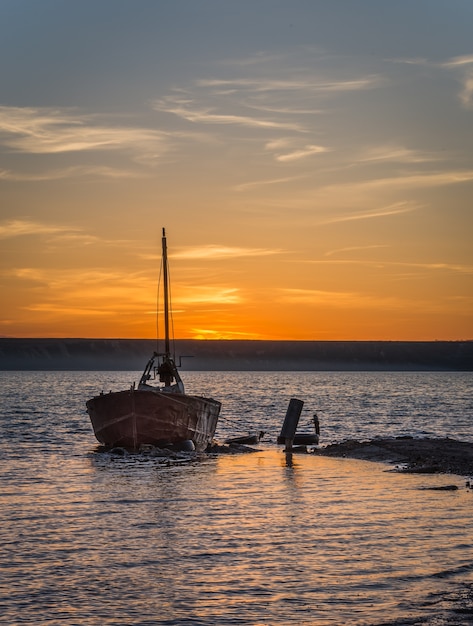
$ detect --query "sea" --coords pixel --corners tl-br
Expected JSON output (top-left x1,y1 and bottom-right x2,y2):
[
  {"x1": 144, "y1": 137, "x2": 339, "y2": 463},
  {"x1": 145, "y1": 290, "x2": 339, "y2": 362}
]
[{"x1": 1, "y1": 370, "x2": 473, "y2": 625}]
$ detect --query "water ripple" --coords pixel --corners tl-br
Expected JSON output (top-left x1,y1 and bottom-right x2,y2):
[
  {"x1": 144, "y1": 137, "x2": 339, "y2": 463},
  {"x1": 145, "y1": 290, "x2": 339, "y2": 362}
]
[{"x1": 0, "y1": 371, "x2": 472, "y2": 625}]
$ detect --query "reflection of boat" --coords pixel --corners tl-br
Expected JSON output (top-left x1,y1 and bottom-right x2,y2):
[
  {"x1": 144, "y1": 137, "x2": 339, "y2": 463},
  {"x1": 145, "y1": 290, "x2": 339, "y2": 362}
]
[{"x1": 86, "y1": 228, "x2": 221, "y2": 451}]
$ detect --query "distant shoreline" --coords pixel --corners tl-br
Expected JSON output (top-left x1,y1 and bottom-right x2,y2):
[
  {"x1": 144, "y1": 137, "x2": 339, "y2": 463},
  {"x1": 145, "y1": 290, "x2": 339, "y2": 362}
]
[{"x1": 1, "y1": 338, "x2": 471, "y2": 371}]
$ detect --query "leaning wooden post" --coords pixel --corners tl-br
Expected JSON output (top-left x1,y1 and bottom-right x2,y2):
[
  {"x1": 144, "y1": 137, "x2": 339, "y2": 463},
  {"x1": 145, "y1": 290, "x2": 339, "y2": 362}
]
[{"x1": 279, "y1": 398, "x2": 304, "y2": 453}]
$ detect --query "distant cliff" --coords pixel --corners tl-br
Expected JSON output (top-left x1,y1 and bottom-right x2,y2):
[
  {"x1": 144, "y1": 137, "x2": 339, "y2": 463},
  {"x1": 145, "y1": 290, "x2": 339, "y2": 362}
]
[{"x1": 0, "y1": 338, "x2": 471, "y2": 371}]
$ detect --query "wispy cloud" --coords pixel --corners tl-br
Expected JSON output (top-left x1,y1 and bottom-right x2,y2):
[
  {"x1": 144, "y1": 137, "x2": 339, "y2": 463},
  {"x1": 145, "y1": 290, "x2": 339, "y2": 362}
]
[
  {"x1": 154, "y1": 61, "x2": 381, "y2": 138},
  {"x1": 301, "y1": 258, "x2": 473, "y2": 275},
  {"x1": 234, "y1": 174, "x2": 307, "y2": 192},
  {"x1": 387, "y1": 261, "x2": 473, "y2": 275},
  {"x1": 358, "y1": 145, "x2": 442, "y2": 164},
  {"x1": 0, "y1": 106, "x2": 170, "y2": 155},
  {"x1": 362, "y1": 170, "x2": 473, "y2": 190},
  {"x1": 278, "y1": 288, "x2": 403, "y2": 309},
  {"x1": 0, "y1": 165, "x2": 144, "y2": 182},
  {"x1": 190, "y1": 328, "x2": 260, "y2": 339},
  {"x1": 277, "y1": 286, "x2": 472, "y2": 315},
  {"x1": 217, "y1": 52, "x2": 291, "y2": 68},
  {"x1": 11, "y1": 267, "x2": 47, "y2": 282},
  {"x1": 320, "y1": 201, "x2": 419, "y2": 224},
  {"x1": 441, "y1": 54, "x2": 473, "y2": 108},
  {"x1": 459, "y1": 75, "x2": 473, "y2": 108},
  {"x1": 442, "y1": 54, "x2": 473, "y2": 68},
  {"x1": 406, "y1": 262, "x2": 473, "y2": 274},
  {"x1": 392, "y1": 53, "x2": 473, "y2": 109},
  {"x1": 154, "y1": 97, "x2": 303, "y2": 131},
  {"x1": 13, "y1": 267, "x2": 156, "y2": 311},
  {"x1": 246, "y1": 103, "x2": 324, "y2": 115},
  {"x1": 0, "y1": 219, "x2": 79, "y2": 239},
  {"x1": 390, "y1": 57, "x2": 430, "y2": 66},
  {"x1": 275, "y1": 144, "x2": 329, "y2": 162},
  {"x1": 0, "y1": 219, "x2": 133, "y2": 248},
  {"x1": 320, "y1": 170, "x2": 473, "y2": 200},
  {"x1": 9, "y1": 264, "x2": 244, "y2": 328},
  {"x1": 24, "y1": 303, "x2": 112, "y2": 317},
  {"x1": 173, "y1": 286, "x2": 241, "y2": 305},
  {"x1": 196, "y1": 76, "x2": 381, "y2": 94},
  {"x1": 172, "y1": 245, "x2": 282, "y2": 260},
  {"x1": 324, "y1": 245, "x2": 389, "y2": 257},
  {"x1": 263, "y1": 138, "x2": 330, "y2": 163}
]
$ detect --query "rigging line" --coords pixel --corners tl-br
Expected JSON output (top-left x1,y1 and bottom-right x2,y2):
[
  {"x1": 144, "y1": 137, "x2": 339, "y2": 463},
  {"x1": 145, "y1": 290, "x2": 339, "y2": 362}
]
[
  {"x1": 167, "y1": 261, "x2": 176, "y2": 361},
  {"x1": 156, "y1": 256, "x2": 163, "y2": 354}
]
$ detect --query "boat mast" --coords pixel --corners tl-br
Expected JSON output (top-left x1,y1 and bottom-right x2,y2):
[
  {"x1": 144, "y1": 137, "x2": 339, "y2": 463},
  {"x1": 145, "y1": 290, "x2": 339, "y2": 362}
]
[
  {"x1": 139, "y1": 227, "x2": 182, "y2": 390},
  {"x1": 162, "y1": 227, "x2": 171, "y2": 359}
]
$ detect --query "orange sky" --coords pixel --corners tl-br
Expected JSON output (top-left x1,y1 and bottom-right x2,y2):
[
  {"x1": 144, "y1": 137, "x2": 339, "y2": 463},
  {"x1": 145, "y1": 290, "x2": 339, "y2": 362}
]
[{"x1": 1, "y1": 2, "x2": 472, "y2": 340}]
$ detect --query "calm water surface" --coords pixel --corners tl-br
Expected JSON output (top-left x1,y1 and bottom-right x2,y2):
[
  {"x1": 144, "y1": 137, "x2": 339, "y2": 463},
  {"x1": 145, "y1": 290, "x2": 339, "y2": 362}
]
[{"x1": 1, "y1": 371, "x2": 472, "y2": 625}]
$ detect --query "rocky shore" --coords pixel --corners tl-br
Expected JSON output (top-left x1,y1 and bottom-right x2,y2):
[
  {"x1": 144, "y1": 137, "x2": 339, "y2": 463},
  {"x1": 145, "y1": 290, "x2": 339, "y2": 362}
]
[{"x1": 315, "y1": 436, "x2": 473, "y2": 477}]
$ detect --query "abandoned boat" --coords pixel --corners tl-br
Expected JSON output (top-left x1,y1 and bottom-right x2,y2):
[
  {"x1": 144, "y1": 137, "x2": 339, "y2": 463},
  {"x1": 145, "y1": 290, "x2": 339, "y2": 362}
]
[{"x1": 86, "y1": 228, "x2": 221, "y2": 451}]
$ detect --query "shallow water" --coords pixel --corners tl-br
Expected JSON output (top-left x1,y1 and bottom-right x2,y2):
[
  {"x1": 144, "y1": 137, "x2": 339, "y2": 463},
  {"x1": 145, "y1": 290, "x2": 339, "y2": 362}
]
[{"x1": 1, "y1": 370, "x2": 472, "y2": 625}]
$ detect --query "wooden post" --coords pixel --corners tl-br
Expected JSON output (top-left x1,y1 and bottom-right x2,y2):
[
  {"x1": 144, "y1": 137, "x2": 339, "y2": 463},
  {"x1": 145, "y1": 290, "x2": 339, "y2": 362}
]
[{"x1": 279, "y1": 398, "x2": 304, "y2": 454}]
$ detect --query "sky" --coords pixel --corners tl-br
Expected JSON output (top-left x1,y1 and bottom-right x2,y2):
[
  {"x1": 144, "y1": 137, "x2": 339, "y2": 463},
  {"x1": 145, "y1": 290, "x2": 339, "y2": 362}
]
[{"x1": 1, "y1": 0, "x2": 472, "y2": 341}]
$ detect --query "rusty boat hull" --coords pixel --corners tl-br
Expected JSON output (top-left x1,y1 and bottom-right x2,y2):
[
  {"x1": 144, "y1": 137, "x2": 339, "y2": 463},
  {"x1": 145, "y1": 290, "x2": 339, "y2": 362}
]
[{"x1": 86, "y1": 388, "x2": 221, "y2": 451}]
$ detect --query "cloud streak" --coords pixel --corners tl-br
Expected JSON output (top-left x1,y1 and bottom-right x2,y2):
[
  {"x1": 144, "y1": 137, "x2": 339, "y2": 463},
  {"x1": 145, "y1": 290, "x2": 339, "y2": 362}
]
[
  {"x1": 357, "y1": 145, "x2": 442, "y2": 164},
  {"x1": 392, "y1": 53, "x2": 473, "y2": 109},
  {"x1": 153, "y1": 61, "x2": 382, "y2": 139},
  {"x1": 234, "y1": 174, "x2": 307, "y2": 192},
  {"x1": 196, "y1": 75, "x2": 381, "y2": 94},
  {"x1": 172, "y1": 245, "x2": 283, "y2": 260},
  {"x1": 324, "y1": 244, "x2": 389, "y2": 257},
  {"x1": 174, "y1": 286, "x2": 242, "y2": 305},
  {"x1": 278, "y1": 288, "x2": 404, "y2": 309},
  {"x1": 275, "y1": 144, "x2": 329, "y2": 162},
  {"x1": 301, "y1": 259, "x2": 473, "y2": 275},
  {"x1": 319, "y1": 201, "x2": 419, "y2": 224},
  {"x1": 443, "y1": 54, "x2": 473, "y2": 68},
  {"x1": 319, "y1": 171, "x2": 473, "y2": 201},
  {"x1": 0, "y1": 219, "x2": 135, "y2": 249},
  {"x1": 154, "y1": 98, "x2": 303, "y2": 131},
  {"x1": 0, "y1": 165, "x2": 144, "y2": 182},
  {"x1": 0, "y1": 219, "x2": 79, "y2": 239},
  {"x1": 442, "y1": 54, "x2": 473, "y2": 108},
  {"x1": 0, "y1": 106, "x2": 170, "y2": 155}
]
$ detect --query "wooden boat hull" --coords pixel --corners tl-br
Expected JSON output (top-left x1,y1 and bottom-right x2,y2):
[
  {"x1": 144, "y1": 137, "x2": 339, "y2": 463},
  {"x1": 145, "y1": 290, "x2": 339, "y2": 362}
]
[{"x1": 86, "y1": 389, "x2": 221, "y2": 451}]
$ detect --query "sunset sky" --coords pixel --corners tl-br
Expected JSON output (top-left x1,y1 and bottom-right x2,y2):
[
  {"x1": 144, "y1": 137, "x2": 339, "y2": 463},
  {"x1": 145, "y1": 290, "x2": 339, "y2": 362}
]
[{"x1": 1, "y1": 0, "x2": 472, "y2": 340}]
